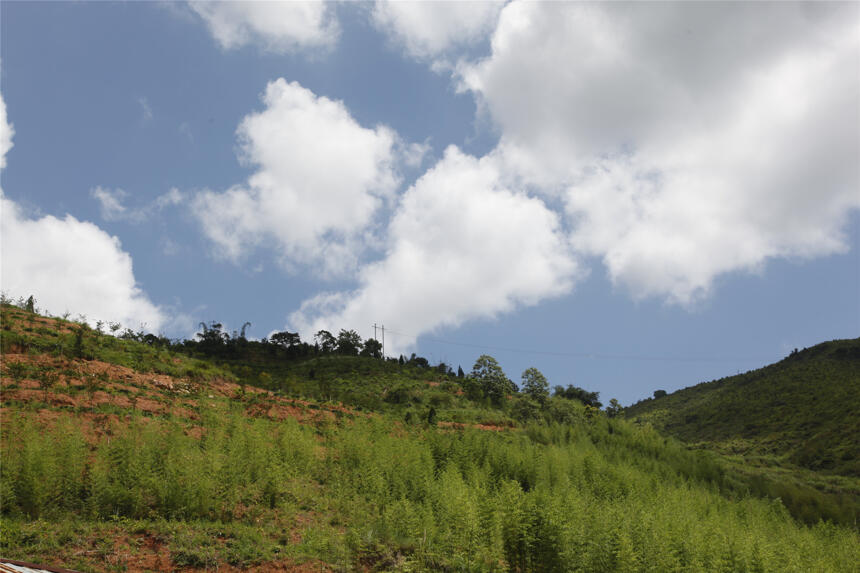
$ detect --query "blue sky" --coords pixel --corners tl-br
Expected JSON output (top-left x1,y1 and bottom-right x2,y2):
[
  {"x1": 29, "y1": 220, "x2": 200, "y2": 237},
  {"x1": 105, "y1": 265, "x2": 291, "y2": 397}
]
[{"x1": 1, "y1": 1, "x2": 858, "y2": 405}]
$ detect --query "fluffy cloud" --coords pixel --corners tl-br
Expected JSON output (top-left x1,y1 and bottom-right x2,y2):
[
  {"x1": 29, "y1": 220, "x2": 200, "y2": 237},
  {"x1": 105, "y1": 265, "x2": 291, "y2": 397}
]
[
  {"x1": 0, "y1": 90, "x2": 165, "y2": 332},
  {"x1": 373, "y1": 0, "x2": 503, "y2": 63},
  {"x1": 1, "y1": 195, "x2": 167, "y2": 331},
  {"x1": 189, "y1": 0, "x2": 338, "y2": 52},
  {"x1": 461, "y1": 1, "x2": 860, "y2": 304},
  {"x1": 192, "y1": 79, "x2": 401, "y2": 276},
  {"x1": 290, "y1": 146, "x2": 581, "y2": 354}
]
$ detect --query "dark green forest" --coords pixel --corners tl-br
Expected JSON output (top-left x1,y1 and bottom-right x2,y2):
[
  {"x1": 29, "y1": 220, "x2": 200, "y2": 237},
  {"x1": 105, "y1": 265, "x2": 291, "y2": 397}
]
[{"x1": 1, "y1": 299, "x2": 858, "y2": 571}]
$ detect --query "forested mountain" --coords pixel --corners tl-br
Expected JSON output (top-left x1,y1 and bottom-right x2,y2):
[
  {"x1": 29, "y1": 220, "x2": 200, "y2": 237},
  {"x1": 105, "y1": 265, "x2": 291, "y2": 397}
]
[
  {"x1": 625, "y1": 339, "x2": 860, "y2": 477},
  {"x1": 1, "y1": 302, "x2": 858, "y2": 572}
]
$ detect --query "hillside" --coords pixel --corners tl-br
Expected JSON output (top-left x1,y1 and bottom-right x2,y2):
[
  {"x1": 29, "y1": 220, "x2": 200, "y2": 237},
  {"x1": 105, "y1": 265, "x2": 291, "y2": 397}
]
[
  {"x1": 1, "y1": 303, "x2": 859, "y2": 572},
  {"x1": 624, "y1": 339, "x2": 860, "y2": 477}
]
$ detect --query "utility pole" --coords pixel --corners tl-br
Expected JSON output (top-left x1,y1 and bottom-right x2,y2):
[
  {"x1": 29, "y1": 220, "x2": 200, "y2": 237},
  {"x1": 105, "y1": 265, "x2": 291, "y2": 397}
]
[{"x1": 372, "y1": 323, "x2": 385, "y2": 359}]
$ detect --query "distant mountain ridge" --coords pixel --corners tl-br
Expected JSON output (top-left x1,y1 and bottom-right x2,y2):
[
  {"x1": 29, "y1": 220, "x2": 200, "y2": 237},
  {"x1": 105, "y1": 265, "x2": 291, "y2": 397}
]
[{"x1": 625, "y1": 338, "x2": 860, "y2": 477}]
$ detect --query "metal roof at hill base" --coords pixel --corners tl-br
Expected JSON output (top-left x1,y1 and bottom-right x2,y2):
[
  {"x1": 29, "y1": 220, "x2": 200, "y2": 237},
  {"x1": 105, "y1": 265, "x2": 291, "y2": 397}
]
[{"x1": 0, "y1": 559, "x2": 80, "y2": 573}]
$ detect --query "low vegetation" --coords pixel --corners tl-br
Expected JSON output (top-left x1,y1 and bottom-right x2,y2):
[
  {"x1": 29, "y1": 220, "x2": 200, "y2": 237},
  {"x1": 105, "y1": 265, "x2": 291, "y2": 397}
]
[
  {"x1": 625, "y1": 339, "x2": 860, "y2": 525},
  {"x1": 625, "y1": 339, "x2": 860, "y2": 476},
  {"x1": 1, "y1": 301, "x2": 858, "y2": 571}
]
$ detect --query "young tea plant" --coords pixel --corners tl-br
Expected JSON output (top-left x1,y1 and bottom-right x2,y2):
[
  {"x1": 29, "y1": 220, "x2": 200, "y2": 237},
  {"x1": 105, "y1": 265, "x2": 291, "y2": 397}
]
[
  {"x1": 83, "y1": 371, "x2": 100, "y2": 411},
  {"x1": 4, "y1": 361, "x2": 29, "y2": 383},
  {"x1": 38, "y1": 369, "x2": 59, "y2": 401},
  {"x1": 72, "y1": 324, "x2": 90, "y2": 360}
]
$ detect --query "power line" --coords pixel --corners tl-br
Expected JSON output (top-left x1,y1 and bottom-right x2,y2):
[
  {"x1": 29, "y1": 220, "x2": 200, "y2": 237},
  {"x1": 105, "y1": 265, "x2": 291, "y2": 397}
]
[{"x1": 381, "y1": 326, "x2": 772, "y2": 364}]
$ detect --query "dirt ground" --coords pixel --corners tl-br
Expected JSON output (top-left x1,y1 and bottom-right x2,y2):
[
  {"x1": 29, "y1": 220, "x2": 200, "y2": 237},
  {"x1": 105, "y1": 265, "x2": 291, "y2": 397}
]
[{"x1": 0, "y1": 351, "x2": 362, "y2": 433}]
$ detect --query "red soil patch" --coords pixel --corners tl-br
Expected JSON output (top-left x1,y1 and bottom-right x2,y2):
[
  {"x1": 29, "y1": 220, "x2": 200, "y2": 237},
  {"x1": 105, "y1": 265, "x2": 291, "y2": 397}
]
[
  {"x1": 289, "y1": 513, "x2": 319, "y2": 545},
  {"x1": 35, "y1": 408, "x2": 62, "y2": 425},
  {"x1": 121, "y1": 534, "x2": 173, "y2": 572},
  {"x1": 0, "y1": 387, "x2": 199, "y2": 420},
  {"x1": 438, "y1": 421, "x2": 511, "y2": 432},
  {"x1": 2, "y1": 342, "x2": 365, "y2": 438},
  {"x1": 246, "y1": 400, "x2": 335, "y2": 424},
  {"x1": 185, "y1": 425, "x2": 206, "y2": 440},
  {"x1": 2, "y1": 407, "x2": 130, "y2": 444},
  {"x1": 1, "y1": 356, "x2": 203, "y2": 419},
  {"x1": 209, "y1": 379, "x2": 268, "y2": 398},
  {"x1": 12, "y1": 379, "x2": 40, "y2": 390},
  {"x1": 92, "y1": 531, "x2": 335, "y2": 573},
  {"x1": 251, "y1": 561, "x2": 334, "y2": 572},
  {"x1": 1, "y1": 389, "x2": 78, "y2": 408},
  {"x1": 1, "y1": 309, "x2": 80, "y2": 335},
  {"x1": 0, "y1": 354, "x2": 198, "y2": 397},
  {"x1": 473, "y1": 423, "x2": 512, "y2": 432},
  {"x1": 134, "y1": 397, "x2": 164, "y2": 415}
]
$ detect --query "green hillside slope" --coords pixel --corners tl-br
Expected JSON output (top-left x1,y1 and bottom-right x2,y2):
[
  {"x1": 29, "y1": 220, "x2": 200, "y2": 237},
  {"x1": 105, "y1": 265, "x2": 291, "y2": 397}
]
[
  {"x1": 2, "y1": 303, "x2": 859, "y2": 571},
  {"x1": 625, "y1": 339, "x2": 860, "y2": 477}
]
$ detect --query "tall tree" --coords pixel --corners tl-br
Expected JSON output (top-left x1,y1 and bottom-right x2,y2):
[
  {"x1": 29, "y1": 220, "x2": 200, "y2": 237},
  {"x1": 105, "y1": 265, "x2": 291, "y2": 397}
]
[
  {"x1": 470, "y1": 355, "x2": 512, "y2": 405},
  {"x1": 270, "y1": 331, "x2": 301, "y2": 349},
  {"x1": 554, "y1": 384, "x2": 602, "y2": 409},
  {"x1": 196, "y1": 321, "x2": 228, "y2": 355},
  {"x1": 521, "y1": 367, "x2": 550, "y2": 405},
  {"x1": 606, "y1": 398, "x2": 623, "y2": 418},
  {"x1": 315, "y1": 330, "x2": 336, "y2": 353},
  {"x1": 336, "y1": 329, "x2": 363, "y2": 355},
  {"x1": 360, "y1": 338, "x2": 382, "y2": 359}
]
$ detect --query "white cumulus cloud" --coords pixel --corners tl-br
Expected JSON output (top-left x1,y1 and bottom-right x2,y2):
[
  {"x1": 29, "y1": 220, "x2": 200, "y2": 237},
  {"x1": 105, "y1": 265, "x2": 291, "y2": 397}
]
[
  {"x1": 189, "y1": 0, "x2": 338, "y2": 52},
  {"x1": 460, "y1": 0, "x2": 860, "y2": 304},
  {"x1": 1, "y1": 196, "x2": 167, "y2": 331},
  {"x1": 373, "y1": 0, "x2": 503, "y2": 63},
  {"x1": 290, "y1": 146, "x2": 581, "y2": 354},
  {"x1": 192, "y1": 79, "x2": 402, "y2": 277}
]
